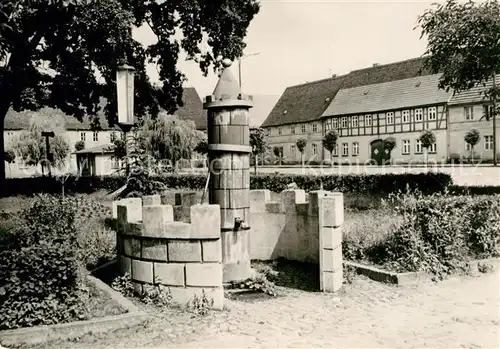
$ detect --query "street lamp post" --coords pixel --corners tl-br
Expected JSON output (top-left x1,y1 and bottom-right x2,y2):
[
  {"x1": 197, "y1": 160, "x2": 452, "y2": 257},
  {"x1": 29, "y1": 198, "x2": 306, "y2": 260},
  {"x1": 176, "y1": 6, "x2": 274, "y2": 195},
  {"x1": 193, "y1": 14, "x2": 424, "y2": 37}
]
[
  {"x1": 116, "y1": 64, "x2": 135, "y2": 174},
  {"x1": 238, "y1": 52, "x2": 260, "y2": 88}
]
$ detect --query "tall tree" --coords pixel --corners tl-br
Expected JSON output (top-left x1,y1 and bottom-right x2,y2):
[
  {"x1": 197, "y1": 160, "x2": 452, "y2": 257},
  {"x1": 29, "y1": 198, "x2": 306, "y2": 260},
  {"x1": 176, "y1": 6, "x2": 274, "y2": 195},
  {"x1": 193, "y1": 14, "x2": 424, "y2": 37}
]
[
  {"x1": 10, "y1": 116, "x2": 70, "y2": 175},
  {"x1": 249, "y1": 127, "x2": 267, "y2": 174},
  {"x1": 139, "y1": 114, "x2": 199, "y2": 169},
  {"x1": 322, "y1": 130, "x2": 338, "y2": 164},
  {"x1": 418, "y1": 0, "x2": 500, "y2": 166},
  {"x1": 418, "y1": 130, "x2": 436, "y2": 164},
  {"x1": 0, "y1": 0, "x2": 260, "y2": 188},
  {"x1": 296, "y1": 138, "x2": 307, "y2": 168},
  {"x1": 465, "y1": 129, "x2": 481, "y2": 163}
]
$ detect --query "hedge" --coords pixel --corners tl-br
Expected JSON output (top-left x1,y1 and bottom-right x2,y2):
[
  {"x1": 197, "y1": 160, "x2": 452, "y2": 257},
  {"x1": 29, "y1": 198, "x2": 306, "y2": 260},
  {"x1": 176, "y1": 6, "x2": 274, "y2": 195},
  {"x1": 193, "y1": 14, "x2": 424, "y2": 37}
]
[{"x1": 1, "y1": 172, "x2": 456, "y2": 197}]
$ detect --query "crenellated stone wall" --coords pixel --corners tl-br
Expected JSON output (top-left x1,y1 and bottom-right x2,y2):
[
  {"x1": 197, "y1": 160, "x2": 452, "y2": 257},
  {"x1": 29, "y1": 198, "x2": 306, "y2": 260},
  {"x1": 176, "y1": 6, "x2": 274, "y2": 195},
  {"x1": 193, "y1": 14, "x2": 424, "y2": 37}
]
[
  {"x1": 113, "y1": 194, "x2": 223, "y2": 309},
  {"x1": 249, "y1": 189, "x2": 344, "y2": 292}
]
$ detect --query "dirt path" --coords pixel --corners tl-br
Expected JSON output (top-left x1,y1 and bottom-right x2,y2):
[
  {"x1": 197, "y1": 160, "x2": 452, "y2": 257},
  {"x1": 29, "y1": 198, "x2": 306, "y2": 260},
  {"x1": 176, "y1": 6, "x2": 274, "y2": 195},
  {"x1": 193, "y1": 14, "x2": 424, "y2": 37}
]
[{"x1": 31, "y1": 271, "x2": 499, "y2": 349}]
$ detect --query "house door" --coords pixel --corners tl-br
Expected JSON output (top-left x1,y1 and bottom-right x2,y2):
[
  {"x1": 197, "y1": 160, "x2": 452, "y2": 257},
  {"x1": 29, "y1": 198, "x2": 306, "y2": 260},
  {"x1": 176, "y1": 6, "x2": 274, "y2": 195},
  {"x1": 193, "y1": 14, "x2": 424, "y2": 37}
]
[{"x1": 370, "y1": 139, "x2": 386, "y2": 165}]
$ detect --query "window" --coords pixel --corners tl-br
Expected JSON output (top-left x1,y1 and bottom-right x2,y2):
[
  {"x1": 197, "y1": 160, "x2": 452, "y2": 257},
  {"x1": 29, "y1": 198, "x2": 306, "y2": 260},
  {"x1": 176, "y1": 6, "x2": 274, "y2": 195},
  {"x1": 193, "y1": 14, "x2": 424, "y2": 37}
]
[
  {"x1": 332, "y1": 144, "x2": 338, "y2": 157},
  {"x1": 278, "y1": 127, "x2": 282, "y2": 136},
  {"x1": 352, "y1": 115, "x2": 358, "y2": 127},
  {"x1": 415, "y1": 108, "x2": 423, "y2": 122},
  {"x1": 415, "y1": 139, "x2": 423, "y2": 154},
  {"x1": 332, "y1": 118, "x2": 338, "y2": 129},
  {"x1": 402, "y1": 110, "x2": 410, "y2": 123},
  {"x1": 290, "y1": 145, "x2": 296, "y2": 157},
  {"x1": 484, "y1": 105, "x2": 495, "y2": 119},
  {"x1": 464, "y1": 106, "x2": 474, "y2": 120},
  {"x1": 312, "y1": 143, "x2": 318, "y2": 155},
  {"x1": 352, "y1": 142, "x2": 359, "y2": 156},
  {"x1": 386, "y1": 112, "x2": 394, "y2": 124},
  {"x1": 110, "y1": 132, "x2": 116, "y2": 142},
  {"x1": 93, "y1": 131, "x2": 98, "y2": 142},
  {"x1": 485, "y1": 135, "x2": 494, "y2": 150},
  {"x1": 402, "y1": 140, "x2": 410, "y2": 155},
  {"x1": 428, "y1": 143, "x2": 437, "y2": 153},
  {"x1": 341, "y1": 117, "x2": 348, "y2": 128},
  {"x1": 365, "y1": 114, "x2": 372, "y2": 126},
  {"x1": 312, "y1": 123, "x2": 318, "y2": 132},
  {"x1": 342, "y1": 143, "x2": 349, "y2": 156},
  {"x1": 428, "y1": 107, "x2": 437, "y2": 121},
  {"x1": 290, "y1": 126, "x2": 295, "y2": 134},
  {"x1": 80, "y1": 132, "x2": 86, "y2": 141},
  {"x1": 301, "y1": 124, "x2": 306, "y2": 133}
]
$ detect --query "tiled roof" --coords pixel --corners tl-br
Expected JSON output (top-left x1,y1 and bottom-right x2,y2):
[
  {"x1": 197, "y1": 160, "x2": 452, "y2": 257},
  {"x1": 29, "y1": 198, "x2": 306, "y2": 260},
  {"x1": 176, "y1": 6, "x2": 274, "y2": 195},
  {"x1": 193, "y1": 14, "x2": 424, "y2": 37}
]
[
  {"x1": 4, "y1": 87, "x2": 206, "y2": 131},
  {"x1": 74, "y1": 143, "x2": 115, "y2": 154},
  {"x1": 448, "y1": 75, "x2": 500, "y2": 106},
  {"x1": 261, "y1": 57, "x2": 432, "y2": 127},
  {"x1": 322, "y1": 74, "x2": 451, "y2": 117}
]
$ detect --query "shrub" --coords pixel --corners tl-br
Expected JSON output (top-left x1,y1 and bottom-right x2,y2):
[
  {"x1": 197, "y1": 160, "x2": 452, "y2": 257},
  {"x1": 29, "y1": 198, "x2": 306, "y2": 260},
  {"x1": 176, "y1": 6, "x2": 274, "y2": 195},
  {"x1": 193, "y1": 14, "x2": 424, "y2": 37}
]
[
  {"x1": 0, "y1": 194, "x2": 88, "y2": 330},
  {"x1": 381, "y1": 192, "x2": 500, "y2": 278}
]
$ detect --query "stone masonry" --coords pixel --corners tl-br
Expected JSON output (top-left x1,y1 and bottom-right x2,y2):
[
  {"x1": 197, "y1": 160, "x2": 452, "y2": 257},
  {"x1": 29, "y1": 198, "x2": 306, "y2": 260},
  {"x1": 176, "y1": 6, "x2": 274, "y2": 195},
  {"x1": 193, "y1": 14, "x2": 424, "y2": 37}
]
[
  {"x1": 113, "y1": 194, "x2": 224, "y2": 309},
  {"x1": 204, "y1": 59, "x2": 254, "y2": 283},
  {"x1": 249, "y1": 189, "x2": 344, "y2": 293}
]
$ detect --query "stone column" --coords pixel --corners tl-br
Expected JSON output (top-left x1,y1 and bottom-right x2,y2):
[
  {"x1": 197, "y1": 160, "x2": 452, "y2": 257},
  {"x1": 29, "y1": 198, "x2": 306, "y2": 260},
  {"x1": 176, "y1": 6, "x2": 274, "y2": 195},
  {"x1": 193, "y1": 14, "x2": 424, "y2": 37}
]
[{"x1": 204, "y1": 59, "x2": 253, "y2": 283}]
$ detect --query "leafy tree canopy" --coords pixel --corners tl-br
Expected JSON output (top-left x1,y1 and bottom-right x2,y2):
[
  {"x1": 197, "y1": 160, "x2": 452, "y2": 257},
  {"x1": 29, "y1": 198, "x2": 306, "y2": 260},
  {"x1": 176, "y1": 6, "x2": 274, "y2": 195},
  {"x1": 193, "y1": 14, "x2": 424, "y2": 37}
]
[
  {"x1": 250, "y1": 127, "x2": 267, "y2": 156},
  {"x1": 418, "y1": 0, "x2": 500, "y2": 97},
  {"x1": 4, "y1": 149, "x2": 15, "y2": 164},
  {"x1": 322, "y1": 130, "x2": 338, "y2": 153},
  {"x1": 384, "y1": 137, "x2": 397, "y2": 152},
  {"x1": 296, "y1": 138, "x2": 307, "y2": 153},
  {"x1": 419, "y1": 130, "x2": 436, "y2": 148},
  {"x1": 0, "y1": 0, "x2": 260, "y2": 181},
  {"x1": 465, "y1": 129, "x2": 481, "y2": 147},
  {"x1": 74, "y1": 140, "x2": 85, "y2": 151}
]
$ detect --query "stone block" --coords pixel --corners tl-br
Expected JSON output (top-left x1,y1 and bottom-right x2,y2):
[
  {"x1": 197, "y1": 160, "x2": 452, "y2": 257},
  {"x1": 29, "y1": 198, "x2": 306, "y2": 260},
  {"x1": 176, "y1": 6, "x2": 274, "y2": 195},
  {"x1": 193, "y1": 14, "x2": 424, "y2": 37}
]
[
  {"x1": 265, "y1": 202, "x2": 282, "y2": 213},
  {"x1": 142, "y1": 195, "x2": 161, "y2": 206},
  {"x1": 163, "y1": 221, "x2": 192, "y2": 239},
  {"x1": 142, "y1": 205, "x2": 174, "y2": 237},
  {"x1": 213, "y1": 109, "x2": 231, "y2": 125},
  {"x1": 230, "y1": 109, "x2": 248, "y2": 126},
  {"x1": 123, "y1": 237, "x2": 141, "y2": 258},
  {"x1": 175, "y1": 192, "x2": 197, "y2": 206},
  {"x1": 242, "y1": 169, "x2": 250, "y2": 188},
  {"x1": 308, "y1": 191, "x2": 331, "y2": 216},
  {"x1": 202, "y1": 240, "x2": 222, "y2": 262},
  {"x1": 231, "y1": 189, "x2": 249, "y2": 209},
  {"x1": 250, "y1": 190, "x2": 271, "y2": 212},
  {"x1": 168, "y1": 286, "x2": 224, "y2": 310},
  {"x1": 116, "y1": 205, "x2": 128, "y2": 233},
  {"x1": 282, "y1": 189, "x2": 306, "y2": 212},
  {"x1": 132, "y1": 259, "x2": 154, "y2": 283},
  {"x1": 168, "y1": 241, "x2": 202, "y2": 262},
  {"x1": 120, "y1": 198, "x2": 143, "y2": 222},
  {"x1": 218, "y1": 169, "x2": 244, "y2": 189},
  {"x1": 321, "y1": 247, "x2": 343, "y2": 273},
  {"x1": 321, "y1": 226, "x2": 342, "y2": 250},
  {"x1": 154, "y1": 263, "x2": 185, "y2": 286},
  {"x1": 296, "y1": 203, "x2": 308, "y2": 216},
  {"x1": 322, "y1": 270, "x2": 343, "y2": 293},
  {"x1": 119, "y1": 255, "x2": 132, "y2": 276},
  {"x1": 141, "y1": 239, "x2": 168, "y2": 261},
  {"x1": 127, "y1": 222, "x2": 143, "y2": 235},
  {"x1": 185, "y1": 263, "x2": 223, "y2": 287},
  {"x1": 190, "y1": 204, "x2": 220, "y2": 238},
  {"x1": 319, "y1": 193, "x2": 344, "y2": 227}
]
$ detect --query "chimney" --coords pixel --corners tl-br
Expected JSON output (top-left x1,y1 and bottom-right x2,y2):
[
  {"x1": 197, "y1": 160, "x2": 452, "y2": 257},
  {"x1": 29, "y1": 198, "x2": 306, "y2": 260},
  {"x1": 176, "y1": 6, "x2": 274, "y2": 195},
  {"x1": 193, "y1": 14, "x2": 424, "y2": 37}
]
[
  {"x1": 331, "y1": 73, "x2": 337, "y2": 78},
  {"x1": 373, "y1": 63, "x2": 380, "y2": 67}
]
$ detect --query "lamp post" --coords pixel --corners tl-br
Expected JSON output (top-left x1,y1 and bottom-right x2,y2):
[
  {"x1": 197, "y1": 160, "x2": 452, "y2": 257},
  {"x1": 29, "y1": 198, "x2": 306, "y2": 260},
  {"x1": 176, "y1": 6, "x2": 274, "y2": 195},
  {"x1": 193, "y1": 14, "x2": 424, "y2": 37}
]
[
  {"x1": 238, "y1": 52, "x2": 260, "y2": 88},
  {"x1": 116, "y1": 64, "x2": 135, "y2": 173}
]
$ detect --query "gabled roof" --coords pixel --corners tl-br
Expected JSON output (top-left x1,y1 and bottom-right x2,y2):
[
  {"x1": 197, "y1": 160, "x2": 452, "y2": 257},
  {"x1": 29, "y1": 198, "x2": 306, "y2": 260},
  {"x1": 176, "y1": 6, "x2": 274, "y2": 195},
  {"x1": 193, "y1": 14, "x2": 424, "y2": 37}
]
[
  {"x1": 4, "y1": 87, "x2": 206, "y2": 131},
  {"x1": 261, "y1": 57, "x2": 432, "y2": 127},
  {"x1": 448, "y1": 75, "x2": 500, "y2": 106},
  {"x1": 322, "y1": 74, "x2": 451, "y2": 117}
]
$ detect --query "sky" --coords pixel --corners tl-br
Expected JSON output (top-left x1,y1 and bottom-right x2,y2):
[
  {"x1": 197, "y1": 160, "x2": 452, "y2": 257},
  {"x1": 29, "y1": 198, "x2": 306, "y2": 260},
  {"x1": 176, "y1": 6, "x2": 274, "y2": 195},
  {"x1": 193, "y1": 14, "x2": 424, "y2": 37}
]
[{"x1": 134, "y1": 0, "x2": 442, "y2": 100}]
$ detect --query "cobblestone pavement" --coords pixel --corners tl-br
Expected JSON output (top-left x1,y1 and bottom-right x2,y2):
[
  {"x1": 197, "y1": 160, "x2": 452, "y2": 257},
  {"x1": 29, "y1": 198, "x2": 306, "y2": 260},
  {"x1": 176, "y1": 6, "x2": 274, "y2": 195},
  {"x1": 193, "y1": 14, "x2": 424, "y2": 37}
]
[{"x1": 31, "y1": 271, "x2": 500, "y2": 349}]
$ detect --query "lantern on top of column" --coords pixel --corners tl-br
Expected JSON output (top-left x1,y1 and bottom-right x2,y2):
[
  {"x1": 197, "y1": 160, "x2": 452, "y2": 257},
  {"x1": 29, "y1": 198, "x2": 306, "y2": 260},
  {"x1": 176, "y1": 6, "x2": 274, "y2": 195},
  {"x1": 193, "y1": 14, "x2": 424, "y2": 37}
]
[{"x1": 116, "y1": 64, "x2": 135, "y2": 132}]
